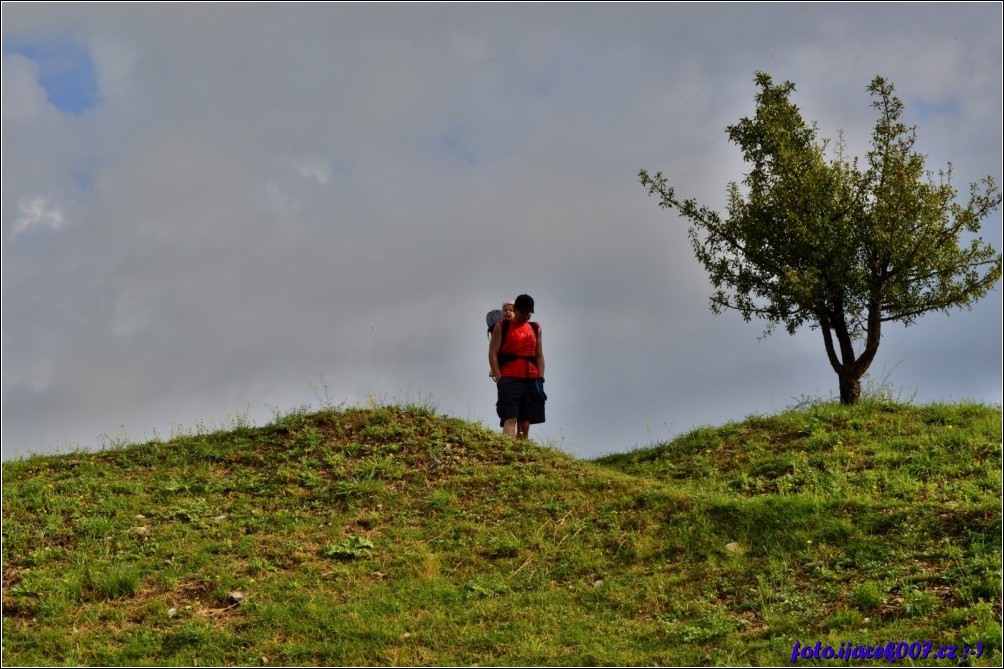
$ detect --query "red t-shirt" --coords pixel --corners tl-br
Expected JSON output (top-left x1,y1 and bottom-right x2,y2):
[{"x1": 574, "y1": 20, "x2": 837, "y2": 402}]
[{"x1": 499, "y1": 321, "x2": 540, "y2": 378}]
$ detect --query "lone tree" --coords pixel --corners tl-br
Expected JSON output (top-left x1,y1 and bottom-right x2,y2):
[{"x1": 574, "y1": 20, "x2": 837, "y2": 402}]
[{"x1": 640, "y1": 73, "x2": 1002, "y2": 404}]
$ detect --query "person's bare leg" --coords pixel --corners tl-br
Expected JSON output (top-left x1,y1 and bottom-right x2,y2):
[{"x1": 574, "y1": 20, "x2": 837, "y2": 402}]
[
  {"x1": 503, "y1": 418, "x2": 519, "y2": 438},
  {"x1": 517, "y1": 420, "x2": 530, "y2": 440}
]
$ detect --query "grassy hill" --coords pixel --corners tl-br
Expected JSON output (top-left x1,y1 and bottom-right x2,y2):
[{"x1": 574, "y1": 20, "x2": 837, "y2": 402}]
[{"x1": 3, "y1": 397, "x2": 1001, "y2": 666}]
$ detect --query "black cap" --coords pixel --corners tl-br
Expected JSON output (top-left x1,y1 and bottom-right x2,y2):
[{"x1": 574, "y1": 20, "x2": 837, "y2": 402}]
[{"x1": 514, "y1": 294, "x2": 535, "y2": 313}]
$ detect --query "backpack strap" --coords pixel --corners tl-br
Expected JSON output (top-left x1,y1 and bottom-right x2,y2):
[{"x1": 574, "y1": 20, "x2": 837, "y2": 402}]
[
  {"x1": 498, "y1": 320, "x2": 538, "y2": 349},
  {"x1": 497, "y1": 321, "x2": 539, "y2": 374}
]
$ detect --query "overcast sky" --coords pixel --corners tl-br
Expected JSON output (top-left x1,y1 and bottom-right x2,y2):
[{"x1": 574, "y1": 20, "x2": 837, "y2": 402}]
[{"x1": 3, "y1": 3, "x2": 1001, "y2": 461}]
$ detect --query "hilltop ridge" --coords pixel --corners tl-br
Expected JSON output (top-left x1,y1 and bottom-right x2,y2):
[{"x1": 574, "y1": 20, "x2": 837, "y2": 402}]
[{"x1": 3, "y1": 399, "x2": 1001, "y2": 665}]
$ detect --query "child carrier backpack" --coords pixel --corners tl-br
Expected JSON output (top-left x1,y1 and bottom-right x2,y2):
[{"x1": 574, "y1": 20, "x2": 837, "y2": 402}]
[{"x1": 486, "y1": 309, "x2": 504, "y2": 338}]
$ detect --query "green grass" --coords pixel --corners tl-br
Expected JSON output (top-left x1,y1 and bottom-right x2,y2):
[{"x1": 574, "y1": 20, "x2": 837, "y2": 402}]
[{"x1": 3, "y1": 397, "x2": 1001, "y2": 666}]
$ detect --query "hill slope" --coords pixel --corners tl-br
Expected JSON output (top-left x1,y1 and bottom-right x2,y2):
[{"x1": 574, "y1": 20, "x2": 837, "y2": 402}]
[{"x1": 3, "y1": 399, "x2": 1001, "y2": 666}]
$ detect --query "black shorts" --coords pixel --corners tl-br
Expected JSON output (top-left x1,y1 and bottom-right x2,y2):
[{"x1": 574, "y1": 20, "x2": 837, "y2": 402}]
[{"x1": 496, "y1": 377, "x2": 546, "y2": 425}]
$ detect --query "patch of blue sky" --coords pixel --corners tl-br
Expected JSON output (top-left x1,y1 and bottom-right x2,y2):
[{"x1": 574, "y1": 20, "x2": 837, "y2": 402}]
[
  {"x1": 3, "y1": 38, "x2": 101, "y2": 114},
  {"x1": 532, "y1": 78, "x2": 554, "y2": 98},
  {"x1": 438, "y1": 123, "x2": 477, "y2": 165},
  {"x1": 329, "y1": 155, "x2": 355, "y2": 179},
  {"x1": 74, "y1": 169, "x2": 95, "y2": 192},
  {"x1": 909, "y1": 96, "x2": 960, "y2": 122}
]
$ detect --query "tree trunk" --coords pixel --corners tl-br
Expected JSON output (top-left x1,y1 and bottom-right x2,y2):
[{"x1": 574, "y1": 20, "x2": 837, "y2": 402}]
[
  {"x1": 838, "y1": 369, "x2": 862, "y2": 404},
  {"x1": 821, "y1": 293, "x2": 881, "y2": 405},
  {"x1": 821, "y1": 312, "x2": 866, "y2": 405}
]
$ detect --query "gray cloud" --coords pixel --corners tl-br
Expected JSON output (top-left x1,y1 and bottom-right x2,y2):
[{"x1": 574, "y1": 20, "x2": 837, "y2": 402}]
[{"x1": 3, "y1": 3, "x2": 1001, "y2": 459}]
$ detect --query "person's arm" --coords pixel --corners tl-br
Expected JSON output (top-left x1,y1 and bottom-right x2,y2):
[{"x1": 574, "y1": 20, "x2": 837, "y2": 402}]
[
  {"x1": 535, "y1": 324, "x2": 545, "y2": 379},
  {"x1": 488, "y1": 324, "x2": 503, "y2": 381}
]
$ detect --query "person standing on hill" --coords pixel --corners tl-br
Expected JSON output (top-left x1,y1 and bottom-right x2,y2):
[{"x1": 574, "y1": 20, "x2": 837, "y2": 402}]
[{"x1": 489, "y1": 294, "x2": 546, "y2": 439}]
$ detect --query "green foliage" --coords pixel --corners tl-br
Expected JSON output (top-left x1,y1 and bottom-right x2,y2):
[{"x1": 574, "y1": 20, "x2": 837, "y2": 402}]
[
  {"x1": 641, "y1": 72, "x2": 1002, "y2": 403},
  {"x1": 853, "y1": 581, "x2": 886, "y2": 611},
  {"x1": 322, "y1": 535, "x2": 374, "y2": 560},
  {"x1": 2, "y1": 400, "x2": 1001, "y2": 666}
]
